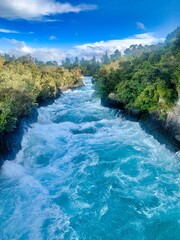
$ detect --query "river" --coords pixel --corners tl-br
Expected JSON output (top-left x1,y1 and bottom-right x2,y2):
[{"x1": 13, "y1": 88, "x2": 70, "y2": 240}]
[{"x1": 0, "y1": 77, "x2": 179, "y2": 239}]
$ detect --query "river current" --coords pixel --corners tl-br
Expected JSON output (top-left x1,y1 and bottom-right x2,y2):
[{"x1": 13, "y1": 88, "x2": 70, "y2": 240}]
[{"x1": 0, "y1": 77, "x2": 179, "y2": 239}]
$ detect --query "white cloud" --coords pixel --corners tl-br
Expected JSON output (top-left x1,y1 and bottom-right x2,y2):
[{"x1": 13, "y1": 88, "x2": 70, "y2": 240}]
[
  {"x1": 0, "y1": 29, "x2": 35, "y2": 35},
  {"x1": 1, "y1": 38, "x2": 66, "y2": 62},
  {"x1": 0, "y1": 0, "x2": 97, "y2": 21},
  {"x1": 0, "y1": 33, "x2": 164, "y2": 63},
  {"x1": 0, "y1": 28, "x2": 19, "y2": 34},
  {"x1": 49, "y1": 35, "x2": 57, "y2": 40},
  {"x1": 72, "y1": 33, "x2": 164, "y2": 59},
  {"x1": 41, "y1": 18, "x2": 63, "y2": 23},
  {"x1": 136, "y1": 21, "x2": 146, "y2": 30}
]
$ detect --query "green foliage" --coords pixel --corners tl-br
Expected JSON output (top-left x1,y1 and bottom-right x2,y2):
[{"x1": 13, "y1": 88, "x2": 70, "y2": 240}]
[
  {"x1": 95, "y1": 64, "x2": 122, "y2": 98},
  {"x1": 0, "y1": 88, "x2": 33, "y2": 132},
  {"x1": 0, "y1": 58, "x2": 82, "y2": 133},
  {"x1": 134, "y1": 83, "x2": 159, "y2": 112},
  {"x1": 116, "y1": 79, "x2": 145, "y2": 107},
  {"x1": 95, "y1": 27, "x2": 180, "y2": 114},
  {"x1": 110, "y1": 50, "x2": 121, "y2": 61}
]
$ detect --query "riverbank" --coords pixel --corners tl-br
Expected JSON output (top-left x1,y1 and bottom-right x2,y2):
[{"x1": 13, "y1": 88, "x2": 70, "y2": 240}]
[
  {"x1": 101, "y1": 96, "x2": 180, "y2": 152},
  {"x1": 0, "y1": 79, "x2": 84, "y2": 164},
  {"x1": 93, "y1": 27, "x2": 180, "y2": 152}
]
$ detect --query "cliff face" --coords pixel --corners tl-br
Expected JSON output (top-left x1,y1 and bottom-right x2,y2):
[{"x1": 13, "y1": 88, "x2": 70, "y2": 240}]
[
  {"x1": 0, "y1": 107, "x2": 38, "y2": 166},
  {"x1": 140, "y1": 101, "x2": 180, "y2": 152},
  {"x1": 165, "y1": 100, "x2": 180, "y2": 142},
  {"x1": 0, "y1": 80, "x2": 84, "y2": 165},
  {"x1": 101, "y1": 95, "x2": 180, "y2": 151}
]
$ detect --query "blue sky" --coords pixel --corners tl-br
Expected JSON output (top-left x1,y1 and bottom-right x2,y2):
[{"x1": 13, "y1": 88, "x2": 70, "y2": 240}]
[{"x1": 0, "y1": 0, "x2": 179, "y2": 62}]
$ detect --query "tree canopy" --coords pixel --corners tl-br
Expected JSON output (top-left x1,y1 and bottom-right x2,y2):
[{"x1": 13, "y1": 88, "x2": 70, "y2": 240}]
[{"x1": 0, "y1": 57, "x2": 82, "y2": 134}]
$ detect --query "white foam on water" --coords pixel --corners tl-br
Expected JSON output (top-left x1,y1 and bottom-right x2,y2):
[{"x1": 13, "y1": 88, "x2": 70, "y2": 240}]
[
  {"x1": 99, "y1": 205, "x2": 108, "y2": 218},
  {"x1": 1, "y1": 160, "x2": 25, "y2": 178},
  {"x1": 0, "y1": 77, "x2": 179, "y2": 239}
]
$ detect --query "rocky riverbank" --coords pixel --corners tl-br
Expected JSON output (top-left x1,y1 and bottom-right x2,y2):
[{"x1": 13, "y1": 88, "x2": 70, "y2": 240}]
[
  {"x1": 0, "y1": 80, "x2": 84, "y2": 165},
  {"x1": 101, "y1": 95, "x2": 180, "y2": 152},
  {"x1": 0, "y1": 107, "x2": 38, "y2": 165}
]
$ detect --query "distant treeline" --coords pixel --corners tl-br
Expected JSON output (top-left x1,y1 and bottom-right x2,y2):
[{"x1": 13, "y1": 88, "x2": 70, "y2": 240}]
[
  {"x1": 94, "y1": 27, "x2": 180, "y2": 117},
  {"x1": 2, "y1": 49, "x2": 122, "y2": 76},
  {"x1": 61, "y1": 50, "x2": 122, "y2": 76}
]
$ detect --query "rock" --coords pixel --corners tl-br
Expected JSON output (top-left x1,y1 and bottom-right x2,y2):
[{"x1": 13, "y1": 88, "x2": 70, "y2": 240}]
[
  {"x1": 165, "y1": 103, "x2": 180, "y2": 142},
  {"x1": 101, "y1": 94, "x2": 180, "y2": 151},
  {"x1": 101, "y1": 94, "x2": 126, "y2": 110},
  {"x1": 101, "y1": 94, "x2": 142, "y2": 121},
  {"x1": 139, "y1": 111, "x2": 180, "y2": 152},
  {"x1": 0, "y1": 107, "x2": 38, "y2": 163}
]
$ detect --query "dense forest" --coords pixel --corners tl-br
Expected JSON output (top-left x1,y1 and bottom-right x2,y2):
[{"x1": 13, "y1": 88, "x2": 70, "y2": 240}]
[
  {"x1": 95, "y1": 27, "x2": 180, "y2": 118},
  {"x1": 0, "y1": 57, "x2": 82, "y2": 134}
]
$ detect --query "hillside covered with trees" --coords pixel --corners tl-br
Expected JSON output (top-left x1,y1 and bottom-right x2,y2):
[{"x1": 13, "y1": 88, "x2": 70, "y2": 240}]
[
  {"x1": 0, "y1": 57, "x2": 82, "y2": 135},
  {"x1": 95, "y1": 27, "x2": 180, "y2": 118}
]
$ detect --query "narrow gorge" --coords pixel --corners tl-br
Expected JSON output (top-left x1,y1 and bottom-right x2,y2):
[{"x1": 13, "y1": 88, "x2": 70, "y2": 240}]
[{"x1": 0, "y1": 77, "x2": 179, "y2": 239}]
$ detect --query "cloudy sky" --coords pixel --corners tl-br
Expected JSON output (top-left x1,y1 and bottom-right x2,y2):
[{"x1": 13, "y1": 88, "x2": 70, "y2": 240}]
[{"x1": 0, "y1": 0, "x2": 179, "y2": 63}]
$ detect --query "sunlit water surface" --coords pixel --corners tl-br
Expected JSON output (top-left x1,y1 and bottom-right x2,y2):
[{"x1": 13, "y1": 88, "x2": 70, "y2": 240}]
[{"x1": 0, "y1": 77, "x2": 179, "y2": 240}]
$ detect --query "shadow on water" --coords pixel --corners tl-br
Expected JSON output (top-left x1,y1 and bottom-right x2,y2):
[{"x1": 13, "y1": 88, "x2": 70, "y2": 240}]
[
  {"x1": 139, "y1": 116, "x2": 180, "y2": 153},
  {"x1": 112, "y1": 108, "x2": 180, "y2": 154},
  {"x1": 0, "y1": 108, "x2": 38, "y2": 166},
  {"x1": 100, "y1": 95, "x2": 180, "y2": 153}
]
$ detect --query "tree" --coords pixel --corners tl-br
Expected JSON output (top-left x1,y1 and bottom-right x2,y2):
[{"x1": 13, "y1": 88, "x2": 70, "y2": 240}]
[
  {"x1": 92, "y1": 56, "x2": 97, "y2": 65},
  {"x1": 73, "y1": 57, "x2": 79, "y2": 67},
  {"x1": 16, "y1": 54, "x2": 33, "y2": 63},
  {"x1": 110, "y1": 50, "x2": 121, "y2": 61},
  {"x1": 46, "y1": 61, "x2": 58, "y2": 66},
  {"x1": 101, "y1": 51, "x2": 110, "y2": 64},
  {"x1": 63, "y1": 57, "x2": 72, "y2": 69}
]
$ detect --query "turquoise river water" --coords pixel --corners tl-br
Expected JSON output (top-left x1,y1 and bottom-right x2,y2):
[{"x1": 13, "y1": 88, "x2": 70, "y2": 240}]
[{"x1": 0, "y1": 77, "x2": 179, "y2": 239}]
